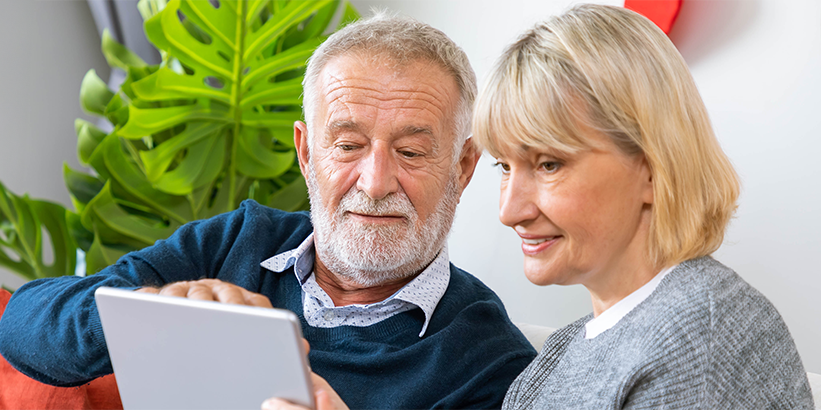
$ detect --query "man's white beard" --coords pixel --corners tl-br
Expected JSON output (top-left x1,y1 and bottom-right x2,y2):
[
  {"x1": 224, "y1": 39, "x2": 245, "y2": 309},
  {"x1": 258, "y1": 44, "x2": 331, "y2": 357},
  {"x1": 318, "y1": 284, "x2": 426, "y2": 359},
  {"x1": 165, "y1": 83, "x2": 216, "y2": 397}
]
[{"x1": 306, "y1": 161, "x2": 460, "y2": 287}]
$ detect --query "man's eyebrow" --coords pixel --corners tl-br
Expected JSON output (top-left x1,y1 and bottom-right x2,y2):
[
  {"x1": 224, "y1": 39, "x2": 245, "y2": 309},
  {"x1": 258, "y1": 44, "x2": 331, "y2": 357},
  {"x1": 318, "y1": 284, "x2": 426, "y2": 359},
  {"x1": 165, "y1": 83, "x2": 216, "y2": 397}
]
[
  {"x1": 397, "y1": 125, "x2": 434, "y2": 137},
  {"x1": 327, "y1": 120, "x2": 361, "y2": 135},
  {"x1": 395, "y1": 125, "x2": 440, "y2": 154}
]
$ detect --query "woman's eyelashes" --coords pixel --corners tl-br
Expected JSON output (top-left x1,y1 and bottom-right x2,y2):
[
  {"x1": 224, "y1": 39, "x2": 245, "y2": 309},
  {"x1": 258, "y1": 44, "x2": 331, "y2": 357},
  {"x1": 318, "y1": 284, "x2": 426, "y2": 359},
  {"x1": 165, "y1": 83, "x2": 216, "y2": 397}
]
[
  {"x1": 491, "y1": 159, "x2": 563, "y2": 176},
  {"x1": 493, "y1": 160, "x2": 511, "y2": 175},
  {"x1": 540, "y1": 161, "x2": 562, "y2": 173}
]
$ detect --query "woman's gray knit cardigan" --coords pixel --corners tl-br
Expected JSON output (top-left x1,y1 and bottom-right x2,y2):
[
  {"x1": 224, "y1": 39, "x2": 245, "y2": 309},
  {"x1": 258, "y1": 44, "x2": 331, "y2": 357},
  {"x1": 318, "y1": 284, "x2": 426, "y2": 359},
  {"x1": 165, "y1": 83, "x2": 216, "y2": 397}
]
[{"x1": 503, "y1": 257, "x2": 814, "y2": 409}]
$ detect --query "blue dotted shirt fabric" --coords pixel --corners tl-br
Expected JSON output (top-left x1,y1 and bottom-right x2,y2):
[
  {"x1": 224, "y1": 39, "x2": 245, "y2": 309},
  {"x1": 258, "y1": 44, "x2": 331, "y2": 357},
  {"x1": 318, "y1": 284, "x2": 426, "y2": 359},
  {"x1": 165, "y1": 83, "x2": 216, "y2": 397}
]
[{"x1": 260, "y1": 233, "x2": 450, "y2": 337}]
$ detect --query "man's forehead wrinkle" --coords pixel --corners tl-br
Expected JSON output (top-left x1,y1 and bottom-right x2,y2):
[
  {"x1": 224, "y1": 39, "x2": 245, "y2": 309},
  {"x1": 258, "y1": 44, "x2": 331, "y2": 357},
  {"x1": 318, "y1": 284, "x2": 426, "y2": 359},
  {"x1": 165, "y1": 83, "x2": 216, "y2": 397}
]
[
  {"x1": 320, "y1": 71, "x2": 452, "y2": 107},
  {"x1": 318, "y1": 95, "x2": 355, "y2": 143},
  {"x1": 321, "y1": 87, "x2": 450, "y2": 136},
  {"x1": 323, "y1": 84, "x2": 448, "y2": 110}
]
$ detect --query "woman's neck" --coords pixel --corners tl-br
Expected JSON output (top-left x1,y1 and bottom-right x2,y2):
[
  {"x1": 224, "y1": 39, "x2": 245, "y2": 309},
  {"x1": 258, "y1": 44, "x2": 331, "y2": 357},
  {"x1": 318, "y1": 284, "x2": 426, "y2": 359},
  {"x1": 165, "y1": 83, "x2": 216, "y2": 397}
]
[
  {"x1": 586, "y1": 261, "x2": 660, "y2": 317},
  {"x1": 584, "y1": 225, "x2": 662, "y2": 317}
]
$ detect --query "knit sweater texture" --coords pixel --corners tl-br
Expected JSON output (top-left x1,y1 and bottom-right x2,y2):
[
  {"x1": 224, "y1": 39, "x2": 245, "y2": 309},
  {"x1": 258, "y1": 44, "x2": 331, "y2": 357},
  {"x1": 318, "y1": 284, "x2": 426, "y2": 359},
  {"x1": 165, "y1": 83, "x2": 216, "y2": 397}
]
[
  {"x1": 0, "y1": 200, "x2": 536, "y2": 409},
  {"x1": 503, "y1": 257, "x2": 814, "y2": 409}
]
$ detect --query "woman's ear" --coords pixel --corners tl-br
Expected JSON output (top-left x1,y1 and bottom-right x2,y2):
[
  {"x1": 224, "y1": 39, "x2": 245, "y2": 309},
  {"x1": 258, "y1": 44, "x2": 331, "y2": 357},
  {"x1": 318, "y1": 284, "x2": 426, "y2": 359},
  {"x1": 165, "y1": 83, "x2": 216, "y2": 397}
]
[{"x1": 640, "y1": 155, "x2": 654, "y2": 205}]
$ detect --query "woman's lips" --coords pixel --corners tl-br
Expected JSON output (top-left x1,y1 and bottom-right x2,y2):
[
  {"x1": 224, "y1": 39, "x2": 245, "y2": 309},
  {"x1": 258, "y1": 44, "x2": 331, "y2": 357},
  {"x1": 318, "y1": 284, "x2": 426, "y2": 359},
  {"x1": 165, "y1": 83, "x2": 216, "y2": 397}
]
[{"x1": 520, "y1": 236, "x2": 561, "y2": 256}]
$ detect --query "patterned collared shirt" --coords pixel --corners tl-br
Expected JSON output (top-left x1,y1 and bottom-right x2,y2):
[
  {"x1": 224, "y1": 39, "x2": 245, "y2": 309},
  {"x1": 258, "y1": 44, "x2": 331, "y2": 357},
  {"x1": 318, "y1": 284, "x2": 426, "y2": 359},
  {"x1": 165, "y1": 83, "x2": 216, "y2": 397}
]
[{"x1": 260, "y1": 233, "x2": 450, "y2": 337}]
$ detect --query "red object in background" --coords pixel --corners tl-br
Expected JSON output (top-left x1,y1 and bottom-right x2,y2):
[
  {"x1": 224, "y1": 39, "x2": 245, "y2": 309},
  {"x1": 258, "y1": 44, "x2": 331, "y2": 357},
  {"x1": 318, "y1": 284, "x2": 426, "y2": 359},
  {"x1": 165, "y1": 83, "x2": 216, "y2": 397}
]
[
  {"x1": 0, "y1": 289, "x2": 123, "y2": 410},
  {"x1": 624, "y1": 0, "x2": 683, "y2": 34}
]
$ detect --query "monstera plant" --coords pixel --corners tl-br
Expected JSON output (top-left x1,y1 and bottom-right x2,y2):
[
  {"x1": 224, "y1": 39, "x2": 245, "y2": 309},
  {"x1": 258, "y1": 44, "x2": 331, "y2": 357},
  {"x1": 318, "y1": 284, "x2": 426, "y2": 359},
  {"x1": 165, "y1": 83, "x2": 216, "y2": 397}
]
[{"x1": 0, "y1": 0, "x2": 358, "y2": 288}]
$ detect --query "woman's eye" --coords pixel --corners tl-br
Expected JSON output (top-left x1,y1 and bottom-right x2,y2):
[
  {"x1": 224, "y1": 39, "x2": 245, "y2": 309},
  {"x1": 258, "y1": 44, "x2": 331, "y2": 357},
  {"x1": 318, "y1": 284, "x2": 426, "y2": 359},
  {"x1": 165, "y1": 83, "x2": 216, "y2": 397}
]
[
  {"x1": 493, "y1": 161, "x2": 511, "y2": 174},
  {"x1": 540, "y1": 162, "x2": 561, "y2": 173}
]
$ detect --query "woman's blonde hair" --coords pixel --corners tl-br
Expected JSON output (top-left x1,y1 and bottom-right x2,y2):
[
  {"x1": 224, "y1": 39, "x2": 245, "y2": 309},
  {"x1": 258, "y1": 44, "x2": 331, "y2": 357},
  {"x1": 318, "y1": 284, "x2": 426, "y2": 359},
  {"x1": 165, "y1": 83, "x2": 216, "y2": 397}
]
[{"x1": 473, "y1": 4, "x2": 740, "y2": 267}]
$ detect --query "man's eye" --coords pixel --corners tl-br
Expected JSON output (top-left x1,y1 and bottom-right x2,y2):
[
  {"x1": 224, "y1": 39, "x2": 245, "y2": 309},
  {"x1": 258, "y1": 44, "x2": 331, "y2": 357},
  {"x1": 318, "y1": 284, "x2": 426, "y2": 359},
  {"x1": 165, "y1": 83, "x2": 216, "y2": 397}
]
[
  {"x1": 337, "y1": 144, "x2": 358, "y2": 151},
  {"x1": 493, "y1": 161, "x2": 511, "y2": 174},
  {"x1": 399, "y1": 150, "x2": 421, "y2": 158}
]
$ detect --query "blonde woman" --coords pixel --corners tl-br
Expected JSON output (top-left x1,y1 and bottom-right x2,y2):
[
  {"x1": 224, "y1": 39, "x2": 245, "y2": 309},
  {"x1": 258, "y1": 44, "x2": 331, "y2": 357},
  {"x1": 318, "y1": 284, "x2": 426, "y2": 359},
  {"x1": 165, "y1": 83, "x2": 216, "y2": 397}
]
[{"x1": 473, "y1": 4, "x2": 814, "y2": 409}]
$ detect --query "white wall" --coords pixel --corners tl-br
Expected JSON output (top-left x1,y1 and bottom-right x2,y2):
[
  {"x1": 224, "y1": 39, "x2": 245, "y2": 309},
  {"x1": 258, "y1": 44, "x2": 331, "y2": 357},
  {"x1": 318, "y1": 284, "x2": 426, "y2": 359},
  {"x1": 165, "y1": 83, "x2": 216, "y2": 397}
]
[
  {"x1": 0, "y1": 1, "x2": 110, "y2": 290},
  {"x1": 349, "y1": 0, "x2": 821, "y2": 374}
]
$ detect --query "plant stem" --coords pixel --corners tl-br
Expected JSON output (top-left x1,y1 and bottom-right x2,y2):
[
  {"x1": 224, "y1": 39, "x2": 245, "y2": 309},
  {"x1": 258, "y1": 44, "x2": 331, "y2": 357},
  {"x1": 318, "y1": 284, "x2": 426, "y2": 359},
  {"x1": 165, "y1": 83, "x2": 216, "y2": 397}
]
[{"x1": 228, "y1": 0, "x2": 248, "y2": 213}]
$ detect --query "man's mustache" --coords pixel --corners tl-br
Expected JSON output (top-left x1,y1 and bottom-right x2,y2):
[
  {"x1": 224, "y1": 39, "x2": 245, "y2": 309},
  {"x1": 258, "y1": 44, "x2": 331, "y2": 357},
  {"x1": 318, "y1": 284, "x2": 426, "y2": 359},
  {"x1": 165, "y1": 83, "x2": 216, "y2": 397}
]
[{"x1": 338, "y1": 189, "x2": 415, "y2": 220}]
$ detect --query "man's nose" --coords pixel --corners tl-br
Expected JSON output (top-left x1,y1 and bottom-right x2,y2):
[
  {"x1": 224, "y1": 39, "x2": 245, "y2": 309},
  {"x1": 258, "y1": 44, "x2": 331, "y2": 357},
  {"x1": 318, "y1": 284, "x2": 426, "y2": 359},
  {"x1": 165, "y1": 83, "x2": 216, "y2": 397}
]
[{"x1": 356, "y1": 145, "x2": 400, "y2": 200}]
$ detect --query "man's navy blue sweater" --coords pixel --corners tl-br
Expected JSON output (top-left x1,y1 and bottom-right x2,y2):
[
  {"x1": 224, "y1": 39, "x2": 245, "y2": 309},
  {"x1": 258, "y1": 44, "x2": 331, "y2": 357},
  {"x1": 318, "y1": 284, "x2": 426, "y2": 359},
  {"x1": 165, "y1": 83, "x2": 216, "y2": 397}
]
[{"x1": 0, "y1": 200, "x2": 536, "y2": 409}]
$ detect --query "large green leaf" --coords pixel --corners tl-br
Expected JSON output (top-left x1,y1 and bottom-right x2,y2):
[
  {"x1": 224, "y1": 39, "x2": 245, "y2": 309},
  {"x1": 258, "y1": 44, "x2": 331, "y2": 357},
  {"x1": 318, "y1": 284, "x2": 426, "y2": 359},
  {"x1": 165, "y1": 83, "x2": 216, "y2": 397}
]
[
  {"x1": 131, "y1": 0, "x2": 346, "y2": 204},
  {"x1": 80, "y1": 70, "x2": 115, "y2": 116},
  {"x1": 77, "y1": 0, "x2": 358, "y2": 267},
  {"x1": 266, "y1": 175, "x2": 309, "y2": 212},
  {"x1": 81, "y1": 181, "x2": 178, "y2": 247},
  {"x1": 0, "y1": 182, "x2": 76, "y2": 281},
  {"x1": 102, "y1": 29, "x2": 148, "y2": 70},
  {"x1": 64, "y1": 164, "x2": 104, "y2": 213},
  {"x1": 85, "y1": 230, "x2": 130, "y2": 276},
  {"x1": 75, "y1": 119, "x2": 108, "y2": 166},
  {"x1": 0, "y1": 0, "x2": 360, "y2": 284}
]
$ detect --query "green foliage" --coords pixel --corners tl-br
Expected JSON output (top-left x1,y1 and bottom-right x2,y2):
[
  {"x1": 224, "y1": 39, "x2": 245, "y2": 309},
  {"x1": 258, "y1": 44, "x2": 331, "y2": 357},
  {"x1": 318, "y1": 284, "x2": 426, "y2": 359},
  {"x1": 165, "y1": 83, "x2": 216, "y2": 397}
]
[
  {"x1": 0, "y1": 182, "x2": 76, "y2": 281},
  {"x1": 0, "y1": 0, "x2": 359, "y2": 283}
]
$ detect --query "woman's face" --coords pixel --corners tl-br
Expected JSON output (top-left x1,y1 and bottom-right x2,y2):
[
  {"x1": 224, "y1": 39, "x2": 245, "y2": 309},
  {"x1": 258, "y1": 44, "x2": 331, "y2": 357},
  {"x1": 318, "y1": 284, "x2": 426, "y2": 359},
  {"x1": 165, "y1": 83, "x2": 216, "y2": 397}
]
[{"x1": 494, "y1": 129, "x2": 654, "y2": 287}]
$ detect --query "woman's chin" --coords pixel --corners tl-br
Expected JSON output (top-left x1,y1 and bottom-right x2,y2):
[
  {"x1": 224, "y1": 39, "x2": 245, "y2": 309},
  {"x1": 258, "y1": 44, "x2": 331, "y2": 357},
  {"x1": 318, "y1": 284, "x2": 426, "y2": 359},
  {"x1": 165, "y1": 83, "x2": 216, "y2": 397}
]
[{"x1": 523, "y1": 261, "x2": 566, "y2": 286}]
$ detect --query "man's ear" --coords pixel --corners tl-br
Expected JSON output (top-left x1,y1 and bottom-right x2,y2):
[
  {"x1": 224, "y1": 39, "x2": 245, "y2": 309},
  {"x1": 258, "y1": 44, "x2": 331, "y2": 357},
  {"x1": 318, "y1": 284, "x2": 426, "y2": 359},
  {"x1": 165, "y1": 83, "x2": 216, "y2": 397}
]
[
  {"x1": 456, "y1": 138, "x2": 482, "y2": 200},
  {"x1": 294, "y1": 121, "x2": 310, "y2": 178}
]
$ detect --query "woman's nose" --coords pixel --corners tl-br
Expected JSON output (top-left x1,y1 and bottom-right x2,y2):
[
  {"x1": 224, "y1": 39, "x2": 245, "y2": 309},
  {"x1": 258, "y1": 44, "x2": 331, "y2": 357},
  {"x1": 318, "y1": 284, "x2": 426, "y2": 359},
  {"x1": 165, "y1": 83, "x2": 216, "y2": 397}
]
[{"x1": 499, "y1": 170, "x2": 539, "y2": 227}]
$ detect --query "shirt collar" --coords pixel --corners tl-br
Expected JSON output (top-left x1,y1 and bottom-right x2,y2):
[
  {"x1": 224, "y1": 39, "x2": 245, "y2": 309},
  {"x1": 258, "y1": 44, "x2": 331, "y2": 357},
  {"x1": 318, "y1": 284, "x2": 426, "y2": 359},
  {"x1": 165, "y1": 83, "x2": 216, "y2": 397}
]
[
  {"x1": 260, "y1": 233, "x2": 451, "y2": 337},
  {"x1": 260, "y1": 234, "x2": 316, "y2": 284},
  {"x1": 394, "y1": 246, "x2": 450, "y2": 336},
  {"x1": 584, "y1": 264, "x2": 678, "y2": 339}
]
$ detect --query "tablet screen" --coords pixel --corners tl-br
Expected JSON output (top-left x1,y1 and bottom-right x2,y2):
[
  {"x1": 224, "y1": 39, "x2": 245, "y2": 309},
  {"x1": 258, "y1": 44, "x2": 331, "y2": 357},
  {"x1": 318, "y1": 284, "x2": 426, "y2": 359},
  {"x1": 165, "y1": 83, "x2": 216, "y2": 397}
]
[{"x1": 95, "y1": 287, "x2": 314, "y2": 410}]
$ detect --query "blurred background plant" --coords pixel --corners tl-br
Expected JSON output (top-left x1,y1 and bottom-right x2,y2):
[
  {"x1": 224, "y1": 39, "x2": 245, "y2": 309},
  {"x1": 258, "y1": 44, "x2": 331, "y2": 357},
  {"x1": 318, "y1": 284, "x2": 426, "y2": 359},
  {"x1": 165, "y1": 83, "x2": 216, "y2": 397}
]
[{"x1": 0, "y1": 0, "x2": 358, "y2": 290}]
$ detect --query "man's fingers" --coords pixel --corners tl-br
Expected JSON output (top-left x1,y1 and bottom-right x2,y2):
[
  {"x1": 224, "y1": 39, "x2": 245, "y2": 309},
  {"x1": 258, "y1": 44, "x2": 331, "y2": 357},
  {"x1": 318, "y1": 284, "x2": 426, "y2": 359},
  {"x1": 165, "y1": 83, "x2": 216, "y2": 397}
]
[
  {"x1": 310, "y1": 373, "x2": 332, "y2": 391},
  {"x1": 185, "y1": 282, "x2": 219, "y2": 302},
  {"x1": 158, "y1": 282, "x2": 191, "y2": 298},
  {"x1": 153, "y1": 279, "x2": 272, "y2": 308},
  {"x1": 310, "y1": 374, "x2": 348, "y2": 410},
  {"x1": 260, "y1": 385, "x2": 342, "y2": 410},
  {"x1": 302, "y1": 338, "x2": 310, "y2": 355},
  {"x1": 315, "y1": 390, "x2": 335, "y2": 410},
  {"x1": 135, "y1": 287, "x2": 160, "y2": 294},
  {"x1": 212, "y1": 281, "x2": 272, "y2": 307},
  {"x1": 243, "y1": 290, "x2": 273, "y2": 308},
  {"x1": 261, "y1": 398, "x2": 305, "y2": 410},
  {"x1": 212, "y1": 282, "x2": 247, "y2": 305}
]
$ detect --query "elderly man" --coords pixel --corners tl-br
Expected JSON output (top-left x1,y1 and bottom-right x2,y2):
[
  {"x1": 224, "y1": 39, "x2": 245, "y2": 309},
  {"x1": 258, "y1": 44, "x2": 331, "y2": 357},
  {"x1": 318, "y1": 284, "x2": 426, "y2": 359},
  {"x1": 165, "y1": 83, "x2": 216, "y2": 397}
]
[{"x1": 0, "y1": 14, "x2": 536, "y2": 409}]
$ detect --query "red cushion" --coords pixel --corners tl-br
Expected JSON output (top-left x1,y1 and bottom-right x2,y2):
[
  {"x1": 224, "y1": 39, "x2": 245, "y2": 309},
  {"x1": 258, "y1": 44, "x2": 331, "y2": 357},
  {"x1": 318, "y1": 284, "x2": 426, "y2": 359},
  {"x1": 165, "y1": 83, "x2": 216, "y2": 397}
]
[
  {"x1": 624, "y1": 0, "x2": 683, "y2": 34},
  {"x1": 0, "y1": 289, "x2": 122, "y2": 409}
]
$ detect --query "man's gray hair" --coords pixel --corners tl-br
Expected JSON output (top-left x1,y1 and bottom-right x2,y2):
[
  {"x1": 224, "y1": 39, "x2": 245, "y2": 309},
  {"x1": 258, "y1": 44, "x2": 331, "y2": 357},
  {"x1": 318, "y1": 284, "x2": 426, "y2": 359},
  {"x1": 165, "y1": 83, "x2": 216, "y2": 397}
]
[{"x1": 302, "y1": 11, "x2": 477, "y2": 157}]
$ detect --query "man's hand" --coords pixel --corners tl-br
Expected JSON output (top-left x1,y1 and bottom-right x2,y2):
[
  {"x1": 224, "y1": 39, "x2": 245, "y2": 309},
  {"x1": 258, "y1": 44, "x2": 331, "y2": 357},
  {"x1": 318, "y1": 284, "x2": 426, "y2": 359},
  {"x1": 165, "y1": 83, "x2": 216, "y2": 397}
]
[
  {"x1": 135, "y1": 279, "x2": 273, "y2": 308},
  {"x1": 261, "y1": 372, "x2": 349, "y2": 410}
]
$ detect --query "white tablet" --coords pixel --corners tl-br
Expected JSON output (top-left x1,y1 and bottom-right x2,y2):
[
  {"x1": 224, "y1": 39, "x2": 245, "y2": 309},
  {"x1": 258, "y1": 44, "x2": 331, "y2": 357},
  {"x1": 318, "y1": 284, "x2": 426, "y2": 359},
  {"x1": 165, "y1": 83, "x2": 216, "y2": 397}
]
[{"x1": 95, "y1": 286, "x2": 314, "y2": 410}]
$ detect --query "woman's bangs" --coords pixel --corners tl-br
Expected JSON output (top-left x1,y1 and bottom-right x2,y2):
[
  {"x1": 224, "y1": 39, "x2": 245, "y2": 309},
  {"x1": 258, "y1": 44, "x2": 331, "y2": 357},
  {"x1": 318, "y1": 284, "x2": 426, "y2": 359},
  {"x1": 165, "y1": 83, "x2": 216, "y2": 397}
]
[{"x1": 475, "y1": 68, "x2": 589, "y2": 158}]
